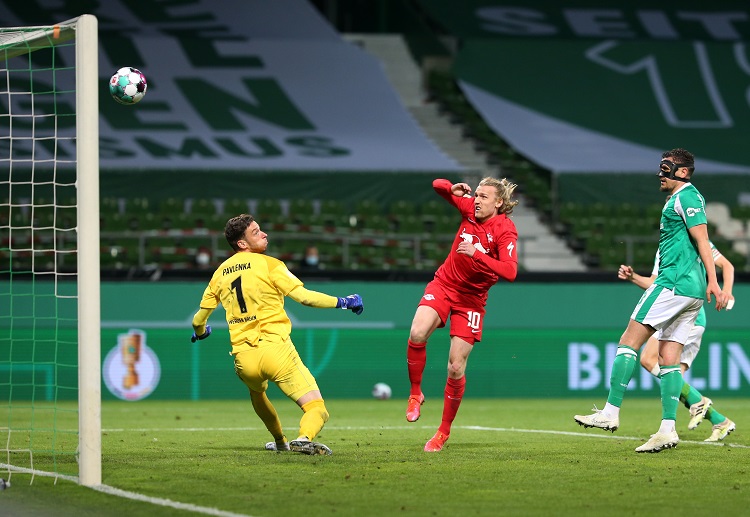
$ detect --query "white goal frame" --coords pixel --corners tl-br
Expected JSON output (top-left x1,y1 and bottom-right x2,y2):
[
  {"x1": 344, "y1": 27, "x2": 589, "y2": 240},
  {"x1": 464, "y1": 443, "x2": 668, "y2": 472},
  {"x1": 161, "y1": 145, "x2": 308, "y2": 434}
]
[
  {"x1": 2, "y1": 14, "x2": 101, "y2": 487},
  {"x1": 75, "y1": 14, "x2": 101, "y2": 488}
]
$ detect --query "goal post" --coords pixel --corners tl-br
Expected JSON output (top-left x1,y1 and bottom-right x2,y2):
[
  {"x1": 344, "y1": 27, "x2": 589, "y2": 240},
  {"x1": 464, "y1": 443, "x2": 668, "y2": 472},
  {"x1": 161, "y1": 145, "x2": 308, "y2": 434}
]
[
  {"x1": 75, "y1": 14, "x2": 101, "y2": 488},
  {"x1": 0, "y1": 14, "x2": 100, "y2": 487}
]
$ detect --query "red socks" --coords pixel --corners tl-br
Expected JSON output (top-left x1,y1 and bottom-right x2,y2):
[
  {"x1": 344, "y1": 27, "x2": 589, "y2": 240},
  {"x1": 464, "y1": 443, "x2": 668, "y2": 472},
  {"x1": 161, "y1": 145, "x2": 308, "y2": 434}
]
[
  {"x1": 438, "y1": 376, "x2": 466, "y2": 436},
  {"x1": 407, "y1": 340, "x2": 426, "y2": 396}
]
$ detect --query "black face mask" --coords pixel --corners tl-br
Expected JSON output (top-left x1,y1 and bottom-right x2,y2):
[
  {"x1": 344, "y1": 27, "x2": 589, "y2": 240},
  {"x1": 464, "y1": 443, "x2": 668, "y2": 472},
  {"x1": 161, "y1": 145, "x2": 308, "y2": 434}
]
[{"x1": 657, "y1": 160, "x2": 691, "y2": 182}]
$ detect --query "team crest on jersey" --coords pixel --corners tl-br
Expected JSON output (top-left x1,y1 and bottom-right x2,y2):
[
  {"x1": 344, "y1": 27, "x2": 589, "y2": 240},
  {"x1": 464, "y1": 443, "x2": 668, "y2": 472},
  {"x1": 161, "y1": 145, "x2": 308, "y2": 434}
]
[{"x1": 459, "y1": 229, "x2": 488, "y2": 254}]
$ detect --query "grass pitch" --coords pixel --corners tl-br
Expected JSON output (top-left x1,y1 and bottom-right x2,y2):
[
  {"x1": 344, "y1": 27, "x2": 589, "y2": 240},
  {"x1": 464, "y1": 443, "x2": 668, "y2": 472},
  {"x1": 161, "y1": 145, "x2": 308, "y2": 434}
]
[{"x1": 2, "y1": 397, "x2": 748, "y2": 516}]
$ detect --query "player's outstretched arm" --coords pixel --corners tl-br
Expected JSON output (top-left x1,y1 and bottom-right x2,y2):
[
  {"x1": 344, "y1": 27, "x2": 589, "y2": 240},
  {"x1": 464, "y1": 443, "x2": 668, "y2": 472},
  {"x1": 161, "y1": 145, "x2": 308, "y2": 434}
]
[{"x1": 287, "y1": 286, "x2": 364, "y2": 315}]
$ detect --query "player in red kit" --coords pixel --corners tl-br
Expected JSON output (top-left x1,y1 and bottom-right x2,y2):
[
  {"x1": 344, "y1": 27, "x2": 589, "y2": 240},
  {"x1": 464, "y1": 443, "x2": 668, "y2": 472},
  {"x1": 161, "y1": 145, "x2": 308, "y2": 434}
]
[{"x1": 406, "y1": 177, "x2": 519, "y2": 452}]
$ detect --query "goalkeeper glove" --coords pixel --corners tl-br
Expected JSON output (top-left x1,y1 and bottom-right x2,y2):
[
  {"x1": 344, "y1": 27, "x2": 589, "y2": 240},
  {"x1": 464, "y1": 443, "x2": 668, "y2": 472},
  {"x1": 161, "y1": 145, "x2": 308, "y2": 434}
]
[
  {"x1": 191, "y1": 325, "x2": 212, "y2": 343},
  {"x1": 336, "y1": 294, "x2": 364, "y2": 315}
]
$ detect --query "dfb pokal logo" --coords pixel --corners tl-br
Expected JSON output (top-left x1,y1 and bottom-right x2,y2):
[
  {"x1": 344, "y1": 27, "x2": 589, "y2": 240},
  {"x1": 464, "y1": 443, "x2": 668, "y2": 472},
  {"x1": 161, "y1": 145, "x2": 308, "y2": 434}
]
[{"x1": 103, "y1": 329, "x2": 161, "y2": 401}]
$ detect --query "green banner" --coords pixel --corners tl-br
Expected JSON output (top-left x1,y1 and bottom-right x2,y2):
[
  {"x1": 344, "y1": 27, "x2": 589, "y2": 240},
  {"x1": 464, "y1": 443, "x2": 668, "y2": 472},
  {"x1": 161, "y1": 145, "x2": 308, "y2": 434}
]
[{"x1": 2, "y1": 281, "x2": 749, "y2": 401}]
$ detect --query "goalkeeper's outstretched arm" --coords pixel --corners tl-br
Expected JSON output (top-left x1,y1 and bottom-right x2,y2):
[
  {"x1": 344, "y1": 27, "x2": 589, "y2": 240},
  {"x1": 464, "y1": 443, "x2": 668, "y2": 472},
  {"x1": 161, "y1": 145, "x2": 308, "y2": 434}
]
[{"x1": 287, "y1": 286, "x2": 364, "y2": 315}]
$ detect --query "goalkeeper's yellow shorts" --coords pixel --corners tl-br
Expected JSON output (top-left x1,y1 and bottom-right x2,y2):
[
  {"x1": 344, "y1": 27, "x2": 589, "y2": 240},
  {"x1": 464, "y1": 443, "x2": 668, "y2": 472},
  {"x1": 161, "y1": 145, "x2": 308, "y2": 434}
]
[{"x1": 233, "y1": 336, "x2": 319, "y2": 402}]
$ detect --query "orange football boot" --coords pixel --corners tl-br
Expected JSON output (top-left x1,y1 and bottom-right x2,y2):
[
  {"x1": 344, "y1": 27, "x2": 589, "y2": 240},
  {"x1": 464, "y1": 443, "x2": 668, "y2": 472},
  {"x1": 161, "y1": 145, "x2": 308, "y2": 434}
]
[
  {"x1": 424, "y1": 430, "x2": 449, "y2": 452},
  {"x1": 406, "y1": 392, "x2": 424, "y2": 422}
]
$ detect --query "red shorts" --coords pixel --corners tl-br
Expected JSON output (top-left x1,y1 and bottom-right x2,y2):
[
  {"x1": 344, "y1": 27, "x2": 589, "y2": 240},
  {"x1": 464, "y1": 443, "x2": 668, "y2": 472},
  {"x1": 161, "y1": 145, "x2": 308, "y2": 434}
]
[{"x1": 418, "y1": 279, "x2": 486, "y2": 344}]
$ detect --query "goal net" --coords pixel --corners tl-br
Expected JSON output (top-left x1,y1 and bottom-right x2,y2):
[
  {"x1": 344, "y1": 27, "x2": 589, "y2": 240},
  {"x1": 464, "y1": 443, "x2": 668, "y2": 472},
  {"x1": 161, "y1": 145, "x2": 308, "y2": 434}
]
[{"x1": 0, "y1": 15, "x2": 100, "y2": 486}]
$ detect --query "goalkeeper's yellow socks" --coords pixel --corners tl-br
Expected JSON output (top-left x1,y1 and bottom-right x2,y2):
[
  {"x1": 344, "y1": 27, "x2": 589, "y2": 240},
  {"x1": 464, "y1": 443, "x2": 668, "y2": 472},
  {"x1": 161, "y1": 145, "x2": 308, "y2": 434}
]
[
  {"x1": 606, "y1": 346, "x2": 637, "y2": 408},
  {"x1": 298, "y1": 399, "x2": 329, "y2": 441},
  {"x1": 251, "y1": 390, "x2": 284, "y2": 441}
]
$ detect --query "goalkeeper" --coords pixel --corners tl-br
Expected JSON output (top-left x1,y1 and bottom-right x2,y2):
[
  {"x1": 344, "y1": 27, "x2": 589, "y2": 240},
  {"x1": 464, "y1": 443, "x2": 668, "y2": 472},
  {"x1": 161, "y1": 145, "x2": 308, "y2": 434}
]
[{"x1": 190, "y1": 214, "x2": 364, "y2": 456}]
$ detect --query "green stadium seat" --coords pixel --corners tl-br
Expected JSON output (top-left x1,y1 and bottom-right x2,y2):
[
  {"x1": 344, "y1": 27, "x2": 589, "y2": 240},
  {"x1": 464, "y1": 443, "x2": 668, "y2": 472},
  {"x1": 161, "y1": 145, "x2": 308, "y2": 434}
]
[
  {"x1": 256, "y1": 199, "x2": 283, "y2": 224},
  {"x1": 191, "y1": 198, "x2": 216, "y2": 216},
  {"x1": 124, "y1": 197, "x2": 150, "y2": 214},
  {"x1": 433, "y1": 215, "x2": 457, "y2": 235},
  {"x1": 360, "y1": 215, "x2": 391, "y2": 234},
  {"x1": 419, "y1": 199, "x2": 449, "y2": 225},
  {"x1": 388, "y1": 199, "x2": 417, "y2": 218},
  {"x1": 558, "y1": 202, "x2": 586, "y2": 223},
  {"x1": 289, "y1": 199, "x2": 315, "y2": 224},
  {"x1": 397, "y1": 215, "x2": 425, "y2": 234},
  {"x1": 100, "y1": 212, "x2": 129, "y2": 233},
  {"x1": 101, "y1": 197, "x2": 119, "y2": 215},
  {"x1": 223, "y1": 198, "x2": 250, "y2": 216},
  {"x1": 354, "y1": 200, "x2": 381, "y2": 218},
  {"x1": 319, "y1": 200, "x2": 346, "y2": 218},
  {"x1": 613, "y1": 203, "x2": 639, "y2": 219}
]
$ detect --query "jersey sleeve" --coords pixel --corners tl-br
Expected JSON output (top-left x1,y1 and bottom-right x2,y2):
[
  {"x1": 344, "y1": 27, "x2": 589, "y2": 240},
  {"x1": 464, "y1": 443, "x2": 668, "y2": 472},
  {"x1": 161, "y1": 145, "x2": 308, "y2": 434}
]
[
  {"x1": 267, "y1": 257, "x2": 304, "y2": 295},
  {"x1": 199, "y1": 276, "x2": 220, "y2": 310},
  {"x1": 709, "y1": 240, "x2": 722, "y2": 261},
  {"x1": 433, "y1": 179, "x2": 475, "y2": 217},
  {"x1": 675, "y1": 189, "x2": 708, "y2": 229}
]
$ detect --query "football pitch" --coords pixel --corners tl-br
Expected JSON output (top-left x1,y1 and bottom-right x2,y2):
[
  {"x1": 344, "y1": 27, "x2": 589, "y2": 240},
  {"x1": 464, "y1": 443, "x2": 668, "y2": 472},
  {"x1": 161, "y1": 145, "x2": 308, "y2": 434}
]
[{"x1": 2, "y1": 397, "x2": 748, "y2": 516}]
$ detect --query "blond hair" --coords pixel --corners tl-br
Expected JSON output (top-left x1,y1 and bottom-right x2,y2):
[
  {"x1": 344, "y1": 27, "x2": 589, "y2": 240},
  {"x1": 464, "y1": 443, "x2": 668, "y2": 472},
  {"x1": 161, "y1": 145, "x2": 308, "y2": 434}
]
[{"x1": 478, "y1": 177, "x2": 519, "y2": 215}]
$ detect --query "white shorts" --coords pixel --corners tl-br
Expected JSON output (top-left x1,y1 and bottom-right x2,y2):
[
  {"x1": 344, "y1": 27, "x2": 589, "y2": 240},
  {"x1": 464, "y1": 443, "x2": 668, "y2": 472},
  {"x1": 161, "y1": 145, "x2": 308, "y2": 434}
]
[
  {"x1": 631, "y1": 284, "x2": 703, "y2": 346},
  {"x1": 657, "y1": 324, "x2": 705, "y2": 368}
]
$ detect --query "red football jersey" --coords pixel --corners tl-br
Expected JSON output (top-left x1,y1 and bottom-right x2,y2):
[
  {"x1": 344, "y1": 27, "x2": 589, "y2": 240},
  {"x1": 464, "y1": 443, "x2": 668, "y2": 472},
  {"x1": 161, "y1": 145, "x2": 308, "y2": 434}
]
[{"x1": 431, "y1": 179, "x2": 518, "y2": 304}]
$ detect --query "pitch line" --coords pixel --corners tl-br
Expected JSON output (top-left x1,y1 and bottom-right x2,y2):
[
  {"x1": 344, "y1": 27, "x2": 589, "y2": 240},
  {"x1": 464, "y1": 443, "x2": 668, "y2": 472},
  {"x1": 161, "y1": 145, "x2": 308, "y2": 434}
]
[
  {"x1": 0, "y1": 463, "x2": 256, "y2": 517},
  {"x1": 101, "y1": 424, "x2": 750, "y2": 449},
  {"x1": 458, "y1": 425, "x2": 750, "y2": 449}
]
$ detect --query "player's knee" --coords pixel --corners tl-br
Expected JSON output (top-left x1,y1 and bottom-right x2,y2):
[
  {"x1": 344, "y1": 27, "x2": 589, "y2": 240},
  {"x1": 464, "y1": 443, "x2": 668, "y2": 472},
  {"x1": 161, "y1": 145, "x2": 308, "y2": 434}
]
[
  {"x1": 302, "y1": 399, "x2": 329, "y2": 423},
  {"x1": 409, "y1": 327, "x2": 429, "y2": 344},
  {"x1": 447, "y1": 361, "x2": 465, "y2": 377}
]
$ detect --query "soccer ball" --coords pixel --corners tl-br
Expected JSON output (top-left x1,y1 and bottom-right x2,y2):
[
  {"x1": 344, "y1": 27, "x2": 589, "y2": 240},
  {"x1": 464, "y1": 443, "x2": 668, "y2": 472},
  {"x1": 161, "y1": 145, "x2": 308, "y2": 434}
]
[
  {"x1": 109, "y1": 67, "x2": 147, "y2": 105},
  {"x1": 371, "y1": 382, "x2": 392, "y2": 400}
]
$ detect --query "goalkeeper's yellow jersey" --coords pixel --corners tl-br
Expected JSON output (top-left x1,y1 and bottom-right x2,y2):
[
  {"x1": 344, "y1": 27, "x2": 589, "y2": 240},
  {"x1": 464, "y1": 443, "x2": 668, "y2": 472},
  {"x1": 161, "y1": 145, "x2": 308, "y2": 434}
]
[{"x1": 199, "y1": 251, "x2": 303, "y2": 348}]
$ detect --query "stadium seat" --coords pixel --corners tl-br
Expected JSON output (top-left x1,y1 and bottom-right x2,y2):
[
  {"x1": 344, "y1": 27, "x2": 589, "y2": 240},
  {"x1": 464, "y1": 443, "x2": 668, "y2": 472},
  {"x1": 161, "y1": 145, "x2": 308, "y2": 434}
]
[
  {"x1": 558, "y1": 201, "x2": 586, "y2": 223},
  {"x1": 354, "y1": 200, "x2": 381, "y2": 218},
  {"x1": 100, "y1": 197, "x2": 120, "y2": 215},
  {"x1": 158, "y1": 197, "x2": 183, "y2": 215},
  {"x1": 256, "y1": 199, "x2": 283, "y2": 224},
  {"x1": 434, "y1": 215, "x2": 457, "y2": 235},
  {"x1": 420, "y1": 199, "x2": 449, "y2": 221},
  {"x1": 124, "y1": 197, "x2": 150, "y2": 214},
  {"x1": 360, "y1": 215, "x2": 391, "y2": 234},
  {"x1": 289, "y1": 199, "x2": 315, "y2": 224},
  {"x1": 100, "y1": 213, "x2": 129, "y2": 233},
  {"x1": 388, "y1": 200, "x2": 416, "y2": 218},
  {"x1": 191, "y1": 198, "x2": 217, "y2": 216},
  {"x1": 223, "y1": 198, "x2": 250, "y2": 216},
  {"x1": 396, "y1": 215, "x2": 425, "y2": 234},
  {"x1": 613, "y1": 203, "x2": 639, "y2": 219}
]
